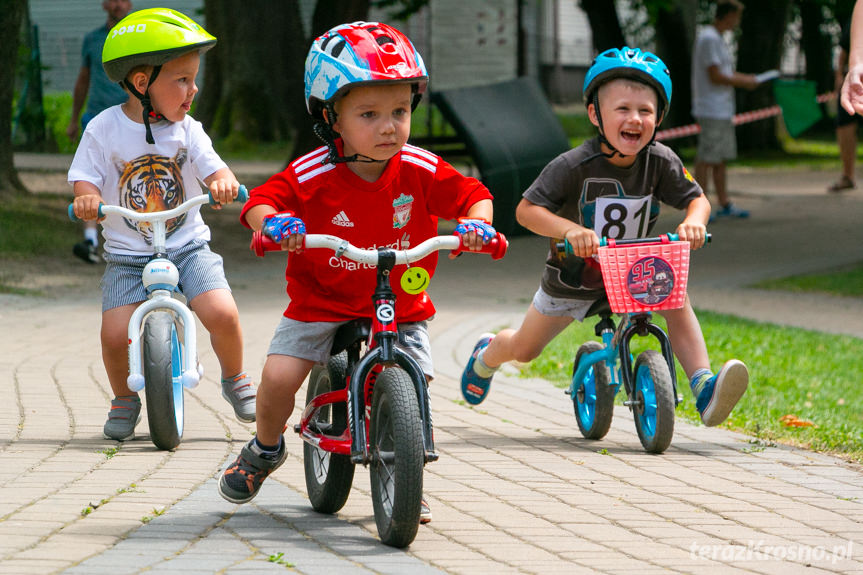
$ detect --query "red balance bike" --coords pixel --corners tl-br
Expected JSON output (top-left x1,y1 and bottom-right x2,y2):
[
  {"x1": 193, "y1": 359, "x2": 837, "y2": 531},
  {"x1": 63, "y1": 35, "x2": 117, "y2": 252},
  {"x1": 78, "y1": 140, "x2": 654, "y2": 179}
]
[{"x1": 252, "y1": 229, "x2": 507, "y2": 547}]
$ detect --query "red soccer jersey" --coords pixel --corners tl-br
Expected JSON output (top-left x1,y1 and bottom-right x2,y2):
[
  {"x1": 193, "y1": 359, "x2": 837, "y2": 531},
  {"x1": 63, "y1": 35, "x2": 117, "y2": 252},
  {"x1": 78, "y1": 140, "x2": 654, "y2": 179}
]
[{"x1": 241, "y1": 142, "x2": 492, "y2": 322}]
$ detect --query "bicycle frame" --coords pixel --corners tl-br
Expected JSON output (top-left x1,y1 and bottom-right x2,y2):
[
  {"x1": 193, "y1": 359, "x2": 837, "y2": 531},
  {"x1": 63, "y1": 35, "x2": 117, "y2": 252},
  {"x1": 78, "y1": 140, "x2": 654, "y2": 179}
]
[
  {"x1": 299, "y1": 249, "x2": 437, "y2": 465},
  {"x1": 569, "y1": 311, "x2": 680, "y2": 408},
  {"x1": 253, "y1": 230, "x2": 507, "y2": 465},
  {"x1": 69, "y1": 188, "x2": 248, "y2": 393}
]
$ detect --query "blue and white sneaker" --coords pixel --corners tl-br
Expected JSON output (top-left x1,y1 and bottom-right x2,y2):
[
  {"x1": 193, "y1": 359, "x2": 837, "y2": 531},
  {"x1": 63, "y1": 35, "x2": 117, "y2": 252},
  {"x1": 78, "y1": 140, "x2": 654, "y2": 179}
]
[
  {"x1": 694, "y1": 359, "x2": 749, "y2": 427},
  {"x1": 460, "y1": 333, "x2": 496, "y2": 405}
]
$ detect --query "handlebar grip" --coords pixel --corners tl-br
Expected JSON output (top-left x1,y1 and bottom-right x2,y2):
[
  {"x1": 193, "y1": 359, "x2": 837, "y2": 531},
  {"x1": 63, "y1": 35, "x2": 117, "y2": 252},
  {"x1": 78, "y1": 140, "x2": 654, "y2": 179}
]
[
  {"x1": 250, "y1": 230, "x2": 282, "y2": 256},
  {"x1": 67, "y1": 203, "x2": 104, "y2": 222},
  {"x1": 209, "y1": 184, "x2": 249, "y2": 207},
  {"x1": 451, "y1": 232, "x2": 509, "y2": 260}
]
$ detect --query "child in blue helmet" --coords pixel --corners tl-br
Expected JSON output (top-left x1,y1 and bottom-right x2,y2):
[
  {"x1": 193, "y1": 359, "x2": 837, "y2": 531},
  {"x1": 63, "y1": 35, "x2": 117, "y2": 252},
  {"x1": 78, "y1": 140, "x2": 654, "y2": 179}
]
[{"x1": 460, "y1": 47, "x2": 748, "y2": 427}]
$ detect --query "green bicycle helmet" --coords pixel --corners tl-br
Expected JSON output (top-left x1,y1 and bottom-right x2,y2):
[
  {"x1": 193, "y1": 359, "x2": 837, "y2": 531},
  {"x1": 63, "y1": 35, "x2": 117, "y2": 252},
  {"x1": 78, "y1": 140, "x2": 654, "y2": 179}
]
[{"x1": 102, "y1": 8, "x2": 216, "y2": 143}]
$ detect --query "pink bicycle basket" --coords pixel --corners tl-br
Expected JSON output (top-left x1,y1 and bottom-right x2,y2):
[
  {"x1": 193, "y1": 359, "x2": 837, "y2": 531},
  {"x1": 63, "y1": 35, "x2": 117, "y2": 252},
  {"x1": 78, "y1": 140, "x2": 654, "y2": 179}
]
[{"x1": 597, "y1": 240, "x2": 690, "y2": 313}]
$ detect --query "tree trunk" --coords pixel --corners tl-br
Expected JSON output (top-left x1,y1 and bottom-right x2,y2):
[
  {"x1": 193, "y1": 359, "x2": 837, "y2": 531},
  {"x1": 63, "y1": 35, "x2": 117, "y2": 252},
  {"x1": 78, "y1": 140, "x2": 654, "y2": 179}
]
[
  {"x1": 197, "y1": 1, "x2": 302, "y2": 145},
  {"x1": 735, "y1": 0, "x2": 792, "y2": 151},
  {"x1": 289, "y1": 0, "x2": 371, "y2": 161},
  {"x1": 0, "y1": 0, "x2": 28, "y2": 197},
  {"x1": 654, "y1": 0, "x2": 697, "y2": 130},
  {"x1": 798, "y1": 0, "x2": 833, "y2": 96},
  {"x1": 579, "y1": 0, "x2": 626, "y2": 54}
]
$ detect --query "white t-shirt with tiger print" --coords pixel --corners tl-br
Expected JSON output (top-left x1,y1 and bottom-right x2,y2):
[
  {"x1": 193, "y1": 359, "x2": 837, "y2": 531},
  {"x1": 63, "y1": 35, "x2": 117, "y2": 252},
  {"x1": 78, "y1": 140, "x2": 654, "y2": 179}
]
[{"x1": 68, "y1": 105, "x2": 227, "y2": 255}]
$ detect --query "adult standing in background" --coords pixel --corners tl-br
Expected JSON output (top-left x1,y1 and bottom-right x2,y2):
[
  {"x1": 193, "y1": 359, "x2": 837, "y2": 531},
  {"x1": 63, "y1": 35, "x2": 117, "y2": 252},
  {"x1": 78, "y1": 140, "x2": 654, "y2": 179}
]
[
  {"x1": 691, "y1": 0, "x2": 758, "y2": 219},
  {"x1": 66, "y1": 0, "x2": 132, "y2": 264}
]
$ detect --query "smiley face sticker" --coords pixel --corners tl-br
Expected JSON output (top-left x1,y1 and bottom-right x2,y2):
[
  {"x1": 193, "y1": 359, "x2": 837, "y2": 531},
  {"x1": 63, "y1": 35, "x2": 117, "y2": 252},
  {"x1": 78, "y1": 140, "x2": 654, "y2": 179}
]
[{"x1": 400, "y1": 267, "x2": 431, "y2": 294}]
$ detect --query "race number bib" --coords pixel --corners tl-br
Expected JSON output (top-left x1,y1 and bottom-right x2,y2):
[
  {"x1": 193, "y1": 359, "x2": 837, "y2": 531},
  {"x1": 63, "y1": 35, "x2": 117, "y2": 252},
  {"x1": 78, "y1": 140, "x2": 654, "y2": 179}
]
[{"x1": 594, "y1": 196, "x2": 652, "y2": 240}]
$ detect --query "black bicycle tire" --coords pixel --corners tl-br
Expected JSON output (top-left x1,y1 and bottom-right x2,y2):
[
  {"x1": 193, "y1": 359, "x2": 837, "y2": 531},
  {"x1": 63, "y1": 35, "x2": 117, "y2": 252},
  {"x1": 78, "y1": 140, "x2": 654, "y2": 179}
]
[
  {"x1": 143, "y1": 311, "x2": 182, "y2": 451},
  {"x1": 572, "y1": 341, "x2": 616, "y2": 440},
  {"x1": 632, "y1": 350, "x2": 675, "y2": 453},
  {"x1": 369, "y1": 366, "x2": 423, "y2": 548},
  {"x1": 303, "y1": 353, "x2": 355, "y2": 513}
]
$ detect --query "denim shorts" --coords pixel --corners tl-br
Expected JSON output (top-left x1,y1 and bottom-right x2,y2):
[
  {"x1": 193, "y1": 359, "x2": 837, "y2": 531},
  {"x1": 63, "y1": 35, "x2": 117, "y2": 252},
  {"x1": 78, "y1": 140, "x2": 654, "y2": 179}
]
[
  {"x1": 101, "y1": 240, "x2": 230, "y2": 311},
  {"x1": 268, "y1": 316, "x2": 434, "y2": 378}
]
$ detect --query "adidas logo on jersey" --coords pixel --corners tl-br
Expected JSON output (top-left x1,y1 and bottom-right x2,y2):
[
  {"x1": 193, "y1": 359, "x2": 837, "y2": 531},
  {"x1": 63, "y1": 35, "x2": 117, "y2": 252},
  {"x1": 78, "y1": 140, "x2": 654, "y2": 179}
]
[{"x1": 332, "y1": 210, "x2": 354, "y2": 227}]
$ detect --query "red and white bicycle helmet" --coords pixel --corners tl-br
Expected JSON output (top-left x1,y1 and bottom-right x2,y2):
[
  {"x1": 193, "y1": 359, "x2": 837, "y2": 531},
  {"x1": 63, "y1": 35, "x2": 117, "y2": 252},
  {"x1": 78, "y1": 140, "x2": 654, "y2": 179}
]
[{"x1": 304, "y1": 21, "x2": 428, "y2": 121}]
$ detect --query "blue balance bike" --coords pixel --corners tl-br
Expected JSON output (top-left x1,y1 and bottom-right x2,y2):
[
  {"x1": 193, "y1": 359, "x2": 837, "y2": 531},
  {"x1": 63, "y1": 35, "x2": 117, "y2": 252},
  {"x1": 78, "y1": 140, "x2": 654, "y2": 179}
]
[{"x1": 565, "y1": 233, "x2": 707, "y2": 453}]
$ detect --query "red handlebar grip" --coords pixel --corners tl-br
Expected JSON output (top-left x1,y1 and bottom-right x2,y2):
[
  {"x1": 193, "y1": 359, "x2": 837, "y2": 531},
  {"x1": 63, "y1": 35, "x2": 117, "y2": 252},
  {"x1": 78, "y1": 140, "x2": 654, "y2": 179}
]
[
  {"x1": 250, "y1": 230, "x2": 282, "y2": 256},
  {"x1": 452, "y1": 232, "x2": 509, "y2": 260}
]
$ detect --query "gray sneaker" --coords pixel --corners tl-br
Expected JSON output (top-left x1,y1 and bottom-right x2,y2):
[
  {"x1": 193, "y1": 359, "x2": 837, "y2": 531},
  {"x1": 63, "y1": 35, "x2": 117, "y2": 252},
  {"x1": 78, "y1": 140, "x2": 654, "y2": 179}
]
[
  {"x1": 103, "y1": 396, "x2": 142, "y2": 441},
  {"x1": 222, "y1": 373, "x2": 256, "y2": 423}
]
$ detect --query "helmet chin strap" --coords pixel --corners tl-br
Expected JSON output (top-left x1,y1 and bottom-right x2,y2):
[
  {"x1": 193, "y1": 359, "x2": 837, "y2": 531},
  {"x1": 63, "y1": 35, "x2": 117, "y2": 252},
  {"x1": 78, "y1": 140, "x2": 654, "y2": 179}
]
[
  {"x1": 123, "y1": 65, "x2": 165, "y2": 144},
  {"x1": 314, "y1": 103, "x2": 386, "y2": 165}
]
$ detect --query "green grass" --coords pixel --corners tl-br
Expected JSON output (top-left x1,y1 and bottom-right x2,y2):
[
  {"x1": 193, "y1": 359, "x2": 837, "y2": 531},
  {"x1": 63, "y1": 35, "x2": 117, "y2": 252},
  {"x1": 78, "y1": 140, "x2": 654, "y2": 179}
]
[
  {"x1": 0, "y1": 194, "x2": 79, "y2": 258},
  {"x1": 753, "y1": 263, "x2": 863, "y2": 298},
  {"x1": 518, "y1": 310, "x2": 863, "y2": 463}
]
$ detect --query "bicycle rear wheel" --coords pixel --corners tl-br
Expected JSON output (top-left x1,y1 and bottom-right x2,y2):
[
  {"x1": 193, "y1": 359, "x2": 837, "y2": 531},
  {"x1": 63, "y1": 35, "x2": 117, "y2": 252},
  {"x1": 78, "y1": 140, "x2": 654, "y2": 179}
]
[
  {"x1": 143, "y1": 311, "x2": 184, "y2": 451},
  {"x1": 572, "y1": 341, "x2": 615, "y2": 440},
  {"x1": 369, "y1": 366, "x2": 423, "y2": 548},
  {"x1": 632, "y1": 350, "x2": 675, "y2": 453},
  {"x1": 303, "y1": 353, "x2": 355, "y2": 513}
]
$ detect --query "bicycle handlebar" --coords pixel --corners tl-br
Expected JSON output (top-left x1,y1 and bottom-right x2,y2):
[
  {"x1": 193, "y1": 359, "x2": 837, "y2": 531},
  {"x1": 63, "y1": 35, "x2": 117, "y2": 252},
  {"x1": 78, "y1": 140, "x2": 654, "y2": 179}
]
[
  {"x1": 251, "y1": 229, "x2": 508, "y2": 263},
  {"x1": 67, "y1": 185, "x2": 249, "y2": 222},
  {"x1": 600, "y1": 232, "x2": 712, "y2": 247},
  {"x1": 557, "y1": 232, "x2": 712, "y2": 257}
]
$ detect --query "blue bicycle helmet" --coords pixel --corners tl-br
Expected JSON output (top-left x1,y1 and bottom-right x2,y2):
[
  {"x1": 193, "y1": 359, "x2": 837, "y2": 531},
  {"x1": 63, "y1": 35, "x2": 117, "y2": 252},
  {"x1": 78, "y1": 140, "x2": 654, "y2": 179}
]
[{"x1": 583, "y1": 47, "x2": 672, "y2": 122}]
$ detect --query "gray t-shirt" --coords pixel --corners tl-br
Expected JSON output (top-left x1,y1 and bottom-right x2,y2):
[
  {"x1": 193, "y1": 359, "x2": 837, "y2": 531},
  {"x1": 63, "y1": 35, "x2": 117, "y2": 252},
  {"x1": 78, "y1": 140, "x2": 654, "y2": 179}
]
[
  {"x1": 523, "y1": 138, "x2": 702, "y2": 300},
  {"x1": 691, "y1": 24, "x2": 735, "y2": 119}
]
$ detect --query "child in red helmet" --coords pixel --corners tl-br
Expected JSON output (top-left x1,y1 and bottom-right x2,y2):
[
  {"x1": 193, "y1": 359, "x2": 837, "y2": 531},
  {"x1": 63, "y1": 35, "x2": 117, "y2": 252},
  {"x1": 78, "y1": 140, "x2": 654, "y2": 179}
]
[{"x1": 218, "y1": 22, "x2": 496, "y2": 525}]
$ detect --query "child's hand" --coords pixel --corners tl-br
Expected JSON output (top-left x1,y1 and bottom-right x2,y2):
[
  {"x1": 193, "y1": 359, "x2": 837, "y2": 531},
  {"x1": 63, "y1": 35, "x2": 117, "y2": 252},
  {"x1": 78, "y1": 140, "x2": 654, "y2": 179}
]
[
  {"x1": 73, "y1": 194, "x2": 104, "y2": 222},
  {"x1": 262, "y1": 212, "x2": 306, "y2": 252},
  {"x1": 455, "y1": 218, "x2": 496, "y2": 252},
  {"x1": 208, "y1": 178, "x2": 240, "y2": 209},
  {"x1": 676, "y1": 220, "x2": 707, "y2": 250},
  {"x1": 564, "y1": 226, "x2": 600, "y2": 258}
]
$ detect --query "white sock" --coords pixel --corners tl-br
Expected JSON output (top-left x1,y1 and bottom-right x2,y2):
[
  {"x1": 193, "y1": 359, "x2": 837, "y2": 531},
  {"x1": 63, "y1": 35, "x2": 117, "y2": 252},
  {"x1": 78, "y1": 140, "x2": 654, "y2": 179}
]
[{"x1": 84, "y1": 227, "x2": 98, "y2": 245}]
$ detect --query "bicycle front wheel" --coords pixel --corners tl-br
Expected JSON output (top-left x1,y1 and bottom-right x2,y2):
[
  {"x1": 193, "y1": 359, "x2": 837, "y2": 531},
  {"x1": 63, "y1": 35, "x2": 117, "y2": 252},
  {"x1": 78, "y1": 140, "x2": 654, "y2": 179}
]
[
  {"x1": 143, "y1": 311, "x2": 184, "y2": 451},
  {"x1": 303, "y1": 353, "x2": 355, "y2": 513},
  {"x1": 369, "y1": 366, "x2": 423, "y2": 548},
  {"x1": 632, "y1": 350, "x2": 675, "y2": 453}
]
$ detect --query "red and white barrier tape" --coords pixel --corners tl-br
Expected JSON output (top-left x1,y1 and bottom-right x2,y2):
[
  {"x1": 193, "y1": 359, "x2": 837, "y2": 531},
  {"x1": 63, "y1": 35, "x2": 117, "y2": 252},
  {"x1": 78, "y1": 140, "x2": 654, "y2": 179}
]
[{"x1": 656, "y1": 90, "x2": 835, "y2": 141}]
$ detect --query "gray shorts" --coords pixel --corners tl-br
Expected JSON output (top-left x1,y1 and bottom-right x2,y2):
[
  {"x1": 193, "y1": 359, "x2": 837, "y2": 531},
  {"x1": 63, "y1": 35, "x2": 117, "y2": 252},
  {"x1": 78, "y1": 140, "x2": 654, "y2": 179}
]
[
  {"x1": 101, "y1": 241, "x2": 230, "y2": 311},
  {"x1": 696, "y1": 117, "x2": 737, "y2": 164},
  {"x1": 532, "y1": 286, "x2": 602, "y2": 322},
  {"x1": 268, "y1": 316, "x2": 435, "y2": 378}
]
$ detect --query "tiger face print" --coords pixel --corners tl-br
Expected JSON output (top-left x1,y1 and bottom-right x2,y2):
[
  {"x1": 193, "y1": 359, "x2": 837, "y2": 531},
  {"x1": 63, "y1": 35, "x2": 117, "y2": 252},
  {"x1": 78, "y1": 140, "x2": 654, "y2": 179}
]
[{"x1": 113, "y1": 149, "x2": 188, "y2": 243}]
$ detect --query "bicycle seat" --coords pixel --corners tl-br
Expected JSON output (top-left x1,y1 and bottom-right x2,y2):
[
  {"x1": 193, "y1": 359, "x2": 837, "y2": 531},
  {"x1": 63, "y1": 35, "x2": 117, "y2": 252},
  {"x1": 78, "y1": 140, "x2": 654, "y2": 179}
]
[{"x1": 330, "y1": 319, "x2": 371, "y2": 355}]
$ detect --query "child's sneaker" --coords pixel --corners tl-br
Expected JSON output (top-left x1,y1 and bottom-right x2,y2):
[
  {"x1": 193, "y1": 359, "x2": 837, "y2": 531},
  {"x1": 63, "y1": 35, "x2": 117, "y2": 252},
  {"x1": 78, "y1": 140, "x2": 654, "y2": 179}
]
[
  {"x1": 73, "y1": 239, "x2": 101, "y2": 264},
  {"x1": 103, "y1": 396, "x2": 142, "y2": 441},
  {"x1": 420, "y1": 498, "x2": 432, "y2": 524},
  {"x1": 221, "y1": 373, "x2": 257, "y2": 423},
  {"x1": 460, "y1": 333, "x2": 496, "y2": 405},
  {"x1": 218, "y1": 438, "x2": 286, "y2": 504},
  {"x1": 694, "y1": 360, "x2": 749, "y2": 427}
]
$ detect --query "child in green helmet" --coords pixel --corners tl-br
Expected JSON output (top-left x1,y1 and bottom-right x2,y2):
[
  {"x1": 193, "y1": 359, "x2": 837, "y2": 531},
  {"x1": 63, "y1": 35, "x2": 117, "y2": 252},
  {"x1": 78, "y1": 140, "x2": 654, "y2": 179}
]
[
  {"x1": 460, "y1": 47, "x2": 748, "y2": 429},
  {"x1": 68, "y1": 8, "x2": 256, "y2": 440}
]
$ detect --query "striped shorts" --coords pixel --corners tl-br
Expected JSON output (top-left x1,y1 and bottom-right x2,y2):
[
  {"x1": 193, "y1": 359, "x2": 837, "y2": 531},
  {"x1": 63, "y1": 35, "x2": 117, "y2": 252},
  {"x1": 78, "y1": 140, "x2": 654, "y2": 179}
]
[{"x1": 100, "y1": 240, "x2": 230, "y2": 312}]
